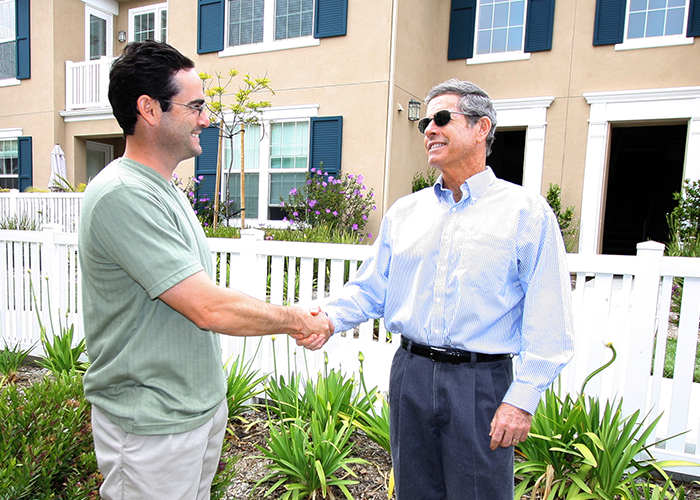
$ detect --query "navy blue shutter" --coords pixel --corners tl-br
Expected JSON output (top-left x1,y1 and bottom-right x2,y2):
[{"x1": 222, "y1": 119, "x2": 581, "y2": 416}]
[
  {"x1": 314, "y1": 0, "x2": 348, "y2": 38},
  {"x1": 17, "y1": 136, "x2": 32, "y2": 191},
  {"x1": 16, "y1": 0, "x2": 30, "y2": 80},
  {"x1": 448, "y1": 0, "x2": 477, "y2": 60},
  {"x1": 198, "y1": 0, "x2": 225, "y2": 54},
  {"x1": 194, "y1": 126, "x2": 219, "y2": 203},
  {"x1": 524, "y1": 0, "x2": 555, "y2": 52},
  {"x1": 309, "y1": 116, "x2": 342, "y2": 176},
  {"x1": 688, "y1": 0, "x2": 700, "y2": 36},
  {"x1": 593, "y1": 0, "x2": 626, "y2": 46}
]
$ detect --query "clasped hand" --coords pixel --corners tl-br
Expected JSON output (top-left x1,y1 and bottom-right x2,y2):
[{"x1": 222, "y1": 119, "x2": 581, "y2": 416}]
[{"x1": 287, "y1": 306, "x2": 333, "y2": 351}]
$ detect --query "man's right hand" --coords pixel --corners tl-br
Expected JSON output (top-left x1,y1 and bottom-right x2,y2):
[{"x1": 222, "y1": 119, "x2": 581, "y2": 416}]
[{"x1": 291, "y1": 306, "x2": 333, "y2": 351}]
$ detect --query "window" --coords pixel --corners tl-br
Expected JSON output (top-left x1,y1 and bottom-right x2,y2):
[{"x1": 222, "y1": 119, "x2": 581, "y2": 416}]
[
  {"x1": 130, "y1": 3, "x2": 168, "y2": 43},
  {"x1": 0, "y1": 0, "x2": 15, "y2": 80},
  {"x1": 593, "y1": 0, "x2": 698, "y2": 48},
  {"x1": 475, "y1": 0, "x2": 527, "y2": 56},
  {"x1": 222, "y1": 0, "x2": 319, "y2": 55},
  {"x1": 448, "y1": 0, "x2": 554, "y2": 62},
  {"x1": 275, "y1": 0, "x2": 314, "y2": 40},
  {"x1": 222, "y1": 120, "x2": 309, "y2": 222},
  {"x1": 85, "y1": 6, "x2": 113, "y2": 61},
  {"x1": 0, "y1": 138, "x2": 17, "y2": 190},
  {"x1": 198, "y1": 0, "x2": 347, "y2": 54}
]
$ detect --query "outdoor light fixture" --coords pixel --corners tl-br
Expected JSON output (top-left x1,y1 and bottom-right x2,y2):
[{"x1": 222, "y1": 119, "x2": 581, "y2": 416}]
[
  {"x1": 408, "y1": 99, "x2": 421, "y2": 122},
  {"x1": 118, "y1": 31, "x2": 127, "y2": 43}
]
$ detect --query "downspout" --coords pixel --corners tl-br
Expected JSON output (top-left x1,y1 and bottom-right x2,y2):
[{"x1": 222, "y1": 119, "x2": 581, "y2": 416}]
[{"x1": 382, "y1": 0, "x2": 399, "y2": 216}]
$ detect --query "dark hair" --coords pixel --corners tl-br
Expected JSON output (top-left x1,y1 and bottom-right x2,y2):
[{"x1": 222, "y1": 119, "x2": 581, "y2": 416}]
[
  {"x1": 108, "y1": 41, "x2": 195, "y2": 137},
  {"x1": 426, "y1": 79, "x2": 497, "y2": 156}
]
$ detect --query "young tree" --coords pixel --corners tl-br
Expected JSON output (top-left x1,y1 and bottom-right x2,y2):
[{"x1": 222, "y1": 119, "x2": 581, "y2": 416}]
[{"x1": 200, "y1": 70, "x2": 274, "y2": 229}]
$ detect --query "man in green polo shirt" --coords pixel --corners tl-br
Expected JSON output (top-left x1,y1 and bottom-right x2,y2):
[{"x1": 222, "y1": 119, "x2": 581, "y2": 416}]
[{"x1": 79, "y1": 41, "x2": 332, "y2": 500}]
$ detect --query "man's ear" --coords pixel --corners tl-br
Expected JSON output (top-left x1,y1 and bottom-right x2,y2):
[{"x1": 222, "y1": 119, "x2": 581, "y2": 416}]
[
  {"x1": 475, "y1": 116, "x2": 492, "y2": 143},
  {"x1": 135, "y1": 95, "x2": 160, "y2": 127}
]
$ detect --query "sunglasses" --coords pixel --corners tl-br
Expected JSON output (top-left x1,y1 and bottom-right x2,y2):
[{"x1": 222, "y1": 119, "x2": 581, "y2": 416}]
[{"x1": 418, "y1": 110, "x2": 474, "y2": 134}]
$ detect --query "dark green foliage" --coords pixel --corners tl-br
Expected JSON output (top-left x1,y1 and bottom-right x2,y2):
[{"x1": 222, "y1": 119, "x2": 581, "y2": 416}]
[{"x1": 411, "y1": 168, "x2": 438, "y2": 192}]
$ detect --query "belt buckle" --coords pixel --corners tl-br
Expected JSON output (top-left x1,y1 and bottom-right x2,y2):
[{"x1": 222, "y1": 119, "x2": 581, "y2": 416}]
[{"x1": 429, "y1": 346, "x2": 446, "y2": 362}]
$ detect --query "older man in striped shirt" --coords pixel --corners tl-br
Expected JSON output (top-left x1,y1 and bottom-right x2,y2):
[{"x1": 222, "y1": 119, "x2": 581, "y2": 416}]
[{"x1": 314, "y1": 79, "x2": 574, "y2": 500}]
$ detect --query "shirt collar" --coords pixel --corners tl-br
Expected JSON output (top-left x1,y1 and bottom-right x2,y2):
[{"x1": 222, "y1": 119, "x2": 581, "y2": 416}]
[{"x1": 433, "y1": 166, "x2": 496, "y2": 205}]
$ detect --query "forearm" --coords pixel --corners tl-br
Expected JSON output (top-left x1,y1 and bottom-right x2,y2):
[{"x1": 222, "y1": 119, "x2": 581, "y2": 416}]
[{"x1": 159, "y1": 270, "x2": 331, "y2": 339}]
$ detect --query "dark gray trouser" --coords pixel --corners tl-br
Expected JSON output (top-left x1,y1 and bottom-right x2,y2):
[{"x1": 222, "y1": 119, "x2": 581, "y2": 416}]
[{"x1": 389, "y1": 346, "x2": 514, "y2": 500}]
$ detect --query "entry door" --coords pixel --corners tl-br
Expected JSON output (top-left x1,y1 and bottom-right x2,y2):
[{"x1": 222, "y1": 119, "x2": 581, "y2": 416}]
[
  {"x1": 489, "y1": 129, "x2": 526, "y2": 185},
  {"x1": 601, "y1": 124, "x2": 686, "y2": 255},
  {"x1": 86, "y1": 141, "x2": 113, "y2": 182}
]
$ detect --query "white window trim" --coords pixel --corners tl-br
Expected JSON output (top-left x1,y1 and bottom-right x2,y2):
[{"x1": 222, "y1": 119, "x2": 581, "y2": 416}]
[
  {"x1": 85, "y1": 4, "x2": 113, "y2": 61},
  {"x1": 492, "y1": 96, "x2": 554, "y2": 195},
  {"x1": 221, "y1": 104, "x2": 319, "y2": 226},
  {"x1": 219, "y1": 0, "x2": 319, "y2": 58},
  {"x1": 616, "y1": 0, "x2": 694, "y2": 51},
  {"x1": 0, "y1": 78, "x2": 20, "y2": 87},
  {"x1": 0, "y1": 127, "x2": 21, "y2": 139},
  {"x1": 579, "y1": 86, "x2": 700, "y2": 254},
  {"x1": 128, "y1": 3, "x2": 167, "y2": 43}
]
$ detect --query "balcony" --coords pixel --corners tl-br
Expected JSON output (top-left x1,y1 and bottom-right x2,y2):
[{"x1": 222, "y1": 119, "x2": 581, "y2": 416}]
[{"x1": 61, "y1": 57, "x2": 116, "y2": 121}]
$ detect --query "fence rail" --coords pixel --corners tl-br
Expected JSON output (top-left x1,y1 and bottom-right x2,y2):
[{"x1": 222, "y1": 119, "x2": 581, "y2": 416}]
[
  {"x1": 2, "y1": 227, "x2": 700, "y2": 474},
  {"x1": 0, "y1": 191, "x2": 83, "y2": 233}
]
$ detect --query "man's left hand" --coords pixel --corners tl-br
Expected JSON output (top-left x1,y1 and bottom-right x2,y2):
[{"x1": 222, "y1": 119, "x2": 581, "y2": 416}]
[{"x1": 489, "y1": 403, "x2": 532, "y2": 450}]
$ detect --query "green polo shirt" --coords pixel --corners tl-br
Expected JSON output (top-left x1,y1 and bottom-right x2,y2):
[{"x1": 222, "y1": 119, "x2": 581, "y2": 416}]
[{"x1": 79, "y1": 158, "x2": 226, "y2": 435}]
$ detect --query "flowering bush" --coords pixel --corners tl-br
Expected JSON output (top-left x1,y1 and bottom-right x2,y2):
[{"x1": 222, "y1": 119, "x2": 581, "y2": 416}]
[
  {"x1": 280, "y1": 168, "x2": 376, "y2": 236},
  {"x1": 172, "y1": 174, "x2": 235, "y2": 227}
]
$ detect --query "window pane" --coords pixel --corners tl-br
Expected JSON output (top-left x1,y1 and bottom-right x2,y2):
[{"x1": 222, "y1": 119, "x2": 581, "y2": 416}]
[
  {"x1": 479, "y1": 4, "x2": 494, "y2": 29},
  {"x1": 0, "y1": 139, "x2": 18, "y2": 176},
  {"x1": 0, "y1": 0, "x2": 16, "y2": 43},
  {"x1": 492, "y1": 28, "x2": 507, "y2": 52},
  {"x1": 668, "y1": 0, "x2": 685, "y2": 6},
  {"x1": 0, "y1": 40, "x2": 15, "y2": 79},
  {"x1": 90, "y1": 14, "x2": 107, "y2": 59},
  {"x1": 269, "y1": 172, "x2": 306, "y2": 205},
  {"x1": 646, "y1": 9, "x2": 665, "y2": 36},
  {"x1": 227, "y1": 173, "x2": 259, "y2": 218},
  {"x1": 275, "y1": 0, "x2": 313, "y2": 40},
  {"x1": 493, "y1": 2, "x2": 509, "y2": 28},
  {"x1": 648, "y1": 0, "x2": 666, "y2": 9},
  {"x1": 270, "y1": 122, "x2": 308, "y2": 169},
  {"x1": 507, "y1": 26, "x2": 523, "y2": 51},
  {"x1": 229, "y1": 0, "x2": 264, "y2": 46},
  {"x1": 628, "y1": 12, "x2": 646, "y2": 38},
  {"x1": 223, "y1": 124, "x2": 261, "y2": 172},
  {"x1": 630, "y1": 0, "x2": 647, "y2": 11},
  {"x1": 476, "y1": 0, "x2": 524, "y2": 55},
  {"x1": 161, "y1": 10, "x2": 168, "y2": 43},
  {"x1": 476, "y1": 29, "x2": 492, "y2": 54},
  {"x1": 665, "y1": 7, "x2": 685, "y2": 34},
  {"x1": 510, "y1": 1, "x2": 525, "y2": 25}
]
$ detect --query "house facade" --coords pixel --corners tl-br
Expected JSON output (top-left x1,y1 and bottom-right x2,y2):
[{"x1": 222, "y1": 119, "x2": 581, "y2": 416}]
[{"x1": 1, "y1": 0, "x2": 699, "y2": 253}]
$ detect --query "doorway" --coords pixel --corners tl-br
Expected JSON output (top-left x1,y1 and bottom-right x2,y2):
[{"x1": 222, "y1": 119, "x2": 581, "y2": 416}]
[
  {"x1": 601, "y1": 124, "x2": 686, "y2": 255},
  {"x1": 489, "y1": 129, "x2": 526, "y2": 185}
]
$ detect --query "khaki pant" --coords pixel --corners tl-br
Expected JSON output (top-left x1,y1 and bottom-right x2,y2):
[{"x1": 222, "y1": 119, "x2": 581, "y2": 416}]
[{"x1": 91, "y1": 401, "x2": 228, "y2": 500}]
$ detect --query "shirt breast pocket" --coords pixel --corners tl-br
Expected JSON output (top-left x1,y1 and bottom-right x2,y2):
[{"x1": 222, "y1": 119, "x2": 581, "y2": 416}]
[{"x1": 455, "y1": 234, "x2": 514, "y2": 293}]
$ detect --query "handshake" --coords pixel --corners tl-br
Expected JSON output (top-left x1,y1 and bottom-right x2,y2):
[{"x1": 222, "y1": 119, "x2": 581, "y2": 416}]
[{"x1": 287, "y1": 306, "x2": 334, "y2": 351}]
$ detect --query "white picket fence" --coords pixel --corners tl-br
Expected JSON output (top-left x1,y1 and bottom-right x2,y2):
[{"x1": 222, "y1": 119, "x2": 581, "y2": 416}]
[
  {"x1": 2, "y1": 226, "x2": 700, "y2": 475},
  {"x1": 0, "y1": 191, "x2": 83, "y2": 233}
]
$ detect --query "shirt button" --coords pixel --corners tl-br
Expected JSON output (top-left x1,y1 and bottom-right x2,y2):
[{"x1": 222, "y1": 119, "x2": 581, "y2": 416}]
[{"x1": 435, "y1": 298, "x2": 441, "y2": 303}]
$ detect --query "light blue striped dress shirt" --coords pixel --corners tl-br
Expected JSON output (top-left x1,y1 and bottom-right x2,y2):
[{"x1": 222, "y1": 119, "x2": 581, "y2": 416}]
[{"x1": 323, "y1": 167, "x2": 575, "y2": 415}]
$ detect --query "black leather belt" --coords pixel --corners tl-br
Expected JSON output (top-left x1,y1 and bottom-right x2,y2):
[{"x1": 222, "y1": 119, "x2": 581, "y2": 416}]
[{"x1": 401, "y1": 337, "x2": 511, "y2": 364}]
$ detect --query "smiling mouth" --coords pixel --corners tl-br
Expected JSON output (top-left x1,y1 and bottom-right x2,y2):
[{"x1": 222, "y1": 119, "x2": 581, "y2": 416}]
[{"x1": 429, "y1": 143, "x2": 446, "y2": 151}]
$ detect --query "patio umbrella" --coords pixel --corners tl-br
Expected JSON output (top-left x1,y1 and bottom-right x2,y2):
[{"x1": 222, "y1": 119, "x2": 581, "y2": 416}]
[{"x1": 49, "y1": 143, "x2": 67, "y2": 191}]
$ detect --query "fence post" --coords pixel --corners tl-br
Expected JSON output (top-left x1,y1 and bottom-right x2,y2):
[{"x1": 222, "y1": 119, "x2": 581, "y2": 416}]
[
  {"x1": 8, "y1": 189, "x2": 19, "y2": 219},
  {"x1": 40, "y1": 224, "x2": 63, "y2": 340},
  {"x1": 239, "y1": 228, "x2": 266, "y2": 300},
  {"x1": 622, "y1": 240, "x2": 665, "y2": 418}
]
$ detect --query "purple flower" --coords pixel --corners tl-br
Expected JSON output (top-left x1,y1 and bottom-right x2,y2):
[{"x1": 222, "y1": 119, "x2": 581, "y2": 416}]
[
  {"x1": 368, "y1": 233, "x2": 373, "y2": 239},
  {"x1": 332, "y1": 211, "x2": 338, "y2": 216},
  {"x1": 325, "y1": 209, "x2": 331, "y2": 213},
  {"x1": 352, "y1": 224, "x2": 358, "y2": 230},
  {"x1": 322, "y1": 182, "x2": 327, "y2": 187},
  {"x1": 197, "y1": 175, "x2": 204, "y2": 180},
  {"x1": 348, "y1": 174, "x2": 354, "y2": 179},
  {"x1": 362, "y1": 215, "x2": 367, "y2": 220},
  {"x1": 315, "y1": 211, "x2": 320, "y2": 215},
  {"x1": 357, "y1": 175, "x2": 364, "y2": 183},
  {"x1": 308, "y1": 200, "x2": 318, "y2": 208},
  {"x1": 280, "y1": 201, "x2": 285, "y2": 207},
  {"x1": 311, "y1": 167, "x2": 316, "y2": 173},
  {"x1": 293, "y1": 212, "x2": 299, "y2": 217},
  {"x1": 289, "y1": 188, "x2": 298, "y2": 195}
]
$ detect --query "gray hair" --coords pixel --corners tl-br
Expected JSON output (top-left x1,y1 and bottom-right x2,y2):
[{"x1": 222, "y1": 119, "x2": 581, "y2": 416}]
[{"x1": 425, "y1": 79, "x2": 497, "y2": 156}]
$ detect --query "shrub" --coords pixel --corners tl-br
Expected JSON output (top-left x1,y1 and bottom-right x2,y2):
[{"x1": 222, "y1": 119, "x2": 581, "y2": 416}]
[
  {"x1": 0, "y1": 213, "x2": 41, "y2": 230},
  {"x1": 411, "y1": 167, "x2": 438, "y2": 192},
  {"x1": 0, "y1": 341, "x2": 35, "y2": 386},
  {"x1": 545, "y1": 183, "x2": 579, "y2": 253},
  {"x1": 280, "y1": 167, "x2": 376, "y2": 237},
  {"x1": 666, "y1": 179, "x2": 700, "y2": 257},
  {"x1": 173, "y1": 173, "x2": 236, "y2": 228}
]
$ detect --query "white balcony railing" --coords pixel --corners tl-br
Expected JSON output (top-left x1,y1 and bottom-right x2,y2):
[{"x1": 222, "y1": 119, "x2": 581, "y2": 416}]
[{"x1": 65, "y1": 57, "x2": 115, "y2": 111}]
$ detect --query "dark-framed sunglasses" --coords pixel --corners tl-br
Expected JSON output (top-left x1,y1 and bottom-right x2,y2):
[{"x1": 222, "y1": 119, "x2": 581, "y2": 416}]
[{"x1": 418, "y1": 109, "x2": 474, "y2": 134}]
